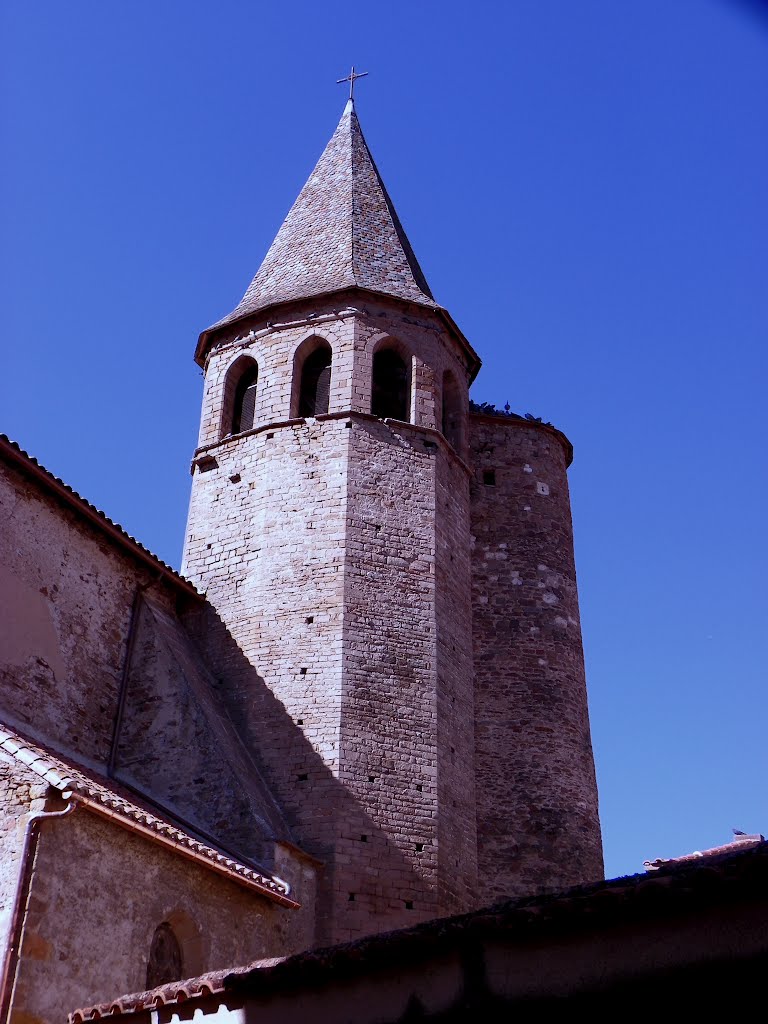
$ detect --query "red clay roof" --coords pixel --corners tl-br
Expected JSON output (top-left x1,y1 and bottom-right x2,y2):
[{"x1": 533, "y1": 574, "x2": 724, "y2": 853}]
[
  {"x1": 644, "y1": 833, "x2": 765, "y2": 870},
  {"x1": 0, "y1": 724, "x2": 297, "y2": 907}
]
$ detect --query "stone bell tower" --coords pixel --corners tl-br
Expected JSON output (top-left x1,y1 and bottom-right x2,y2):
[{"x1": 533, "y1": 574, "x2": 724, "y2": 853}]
[{"x1": 182, "y1": 98, "x2": 602, "y2": 946}]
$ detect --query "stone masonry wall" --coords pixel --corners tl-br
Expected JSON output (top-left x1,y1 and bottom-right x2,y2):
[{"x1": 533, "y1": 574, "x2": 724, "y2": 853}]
[
  {"x1": 0, "y1": 457, "x2": 181, "y2": 766},
  {"x1": 10, "y1": 806, "x2": 312, "y2": 1024},
  {"x1": 112, "y1": 594, "x2": 289, "y2": 868},
  {"x1": 183, "y1": 293, "x2": 478, "y2": 943},
  {"x1": 434, "y1": 440, "x2": 478, "y2": 913},
  {"x1": 0, "y1": 756, "x2": 46, "y2": 981},
  {"x1": 0, "y1": 453, "x2": 293, "y2": 880},
  {"x1": 469, "y1": 415, "x2": 603, "y2": 900},
  {"x1": 338, "y1": 417, "x2": 478, "y2": 934},
  {"x1": 183, "y1": 412, "x2": 351, "y2": 944},
  {"x1": 190, "y1": 292, "x2": 473, "y2": 451},
  {"x1": 192, "y1": 296, "x2": 357, "y2": 451}
]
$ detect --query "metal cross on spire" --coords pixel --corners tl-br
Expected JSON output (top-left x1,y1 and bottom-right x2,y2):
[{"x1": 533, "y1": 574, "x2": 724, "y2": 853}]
[{"x1": 337, "y1": 65, "x2": 368, "y2": 101}]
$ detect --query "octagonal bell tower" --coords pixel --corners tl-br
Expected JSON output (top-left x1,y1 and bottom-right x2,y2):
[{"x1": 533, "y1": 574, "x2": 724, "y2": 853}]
[{"x1": 182, "y1": 98, "x2": 602, "y2": 946}]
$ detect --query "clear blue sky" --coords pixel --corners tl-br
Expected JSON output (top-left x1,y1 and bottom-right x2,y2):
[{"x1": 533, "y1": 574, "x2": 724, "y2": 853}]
[{"x1": 2, "y1": 0, "x2": 766, "y2": 881}]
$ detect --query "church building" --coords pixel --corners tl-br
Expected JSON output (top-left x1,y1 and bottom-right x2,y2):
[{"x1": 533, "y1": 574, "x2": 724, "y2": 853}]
[{"x1": 0, "y1": 96, "x2": 602, "y2": 1021}]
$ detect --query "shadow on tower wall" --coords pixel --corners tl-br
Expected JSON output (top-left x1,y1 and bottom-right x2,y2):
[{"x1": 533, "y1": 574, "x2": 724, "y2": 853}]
[{"x1": 180, "y1": 598, "x2": 432, "y2": 948}]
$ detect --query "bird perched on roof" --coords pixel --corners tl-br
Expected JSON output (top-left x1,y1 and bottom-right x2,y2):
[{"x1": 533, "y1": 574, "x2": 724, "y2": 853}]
[{"x1": 733, "y1": 829, "x2": 747, "y2": 836}]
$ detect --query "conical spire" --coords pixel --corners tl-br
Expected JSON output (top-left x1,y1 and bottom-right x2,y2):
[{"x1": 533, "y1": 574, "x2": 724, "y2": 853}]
[{"x1": 203, "y1": 101, "x2": 438, "y2": 342}]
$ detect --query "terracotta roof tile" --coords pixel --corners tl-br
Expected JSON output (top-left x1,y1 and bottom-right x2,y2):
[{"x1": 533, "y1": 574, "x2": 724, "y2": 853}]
[
  {"x1": 643, "y1": 834, "x2": 765, "y2": 870},
  {"x1": 0, "y1": 724, "x2": 296, "y2": 906}
]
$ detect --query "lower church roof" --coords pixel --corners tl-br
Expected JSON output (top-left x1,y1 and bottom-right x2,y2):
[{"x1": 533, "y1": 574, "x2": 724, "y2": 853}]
[
  {"x1": 69, "y1": 836, "x2": 768, "y2": 1021},
  {"x1": 0, "y1": 725, "x2": 297, "y2": 907}
]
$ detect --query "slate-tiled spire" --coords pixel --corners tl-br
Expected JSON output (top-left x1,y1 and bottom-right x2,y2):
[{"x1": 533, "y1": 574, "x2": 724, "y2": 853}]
[{"x1": 206, "y1": 100, "x2": 438, "y2": 337}]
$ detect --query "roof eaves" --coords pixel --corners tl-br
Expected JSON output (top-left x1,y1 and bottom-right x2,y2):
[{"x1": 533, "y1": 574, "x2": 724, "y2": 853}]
[
  {"x1": 224, "y1": 840, "x2": 768, "y2": 989},
  {"x1": 644, "y1": 836, "x2": 766, "y2": 870},
  {"x1": 70, "y1": 840, "x2": 768, "y2": 1021},
  {"x1": 195, "y1": 289, "x2": 480, "y2": 378},
  {"x1": 435, "y1": 307, "x2": 481, "y2": 382},
  {"x1": 0, "y1": 727, "x2": 298, "y2": 909},
  {"x1": 0, "y1": 435, "x2": 199, "y2": 599},
  {"x1": 69, "y1": 971, "x2": 231, "y2": 1022}
]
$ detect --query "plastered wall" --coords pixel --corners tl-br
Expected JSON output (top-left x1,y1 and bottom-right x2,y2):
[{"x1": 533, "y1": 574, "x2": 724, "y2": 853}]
[{"x1": 10, "y1": 808, "x2": 314, "y2": 1024}]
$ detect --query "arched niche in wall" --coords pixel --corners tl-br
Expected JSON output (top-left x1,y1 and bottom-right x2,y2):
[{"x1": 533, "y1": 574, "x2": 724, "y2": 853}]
[
  {"x1": 145, "y1": 910, "x2": 204, "y2": 990},
  {"x1": 442, "y1": 369, "x2": 463, "y2": 451},
  {"x1": 146, "y1": 922, "x2": 183, "y2": 989},
  {"x1": 221, "y1": 355, "x2": 260, "y2": 438},
  {"x1": 292, "y1": 336, "x2": 333, "y2": 418},
  {"x1": 371, "y1": 344, "x2": 411, "y2": 422}
]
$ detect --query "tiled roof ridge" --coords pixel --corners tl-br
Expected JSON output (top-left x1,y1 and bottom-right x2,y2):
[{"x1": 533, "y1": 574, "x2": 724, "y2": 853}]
[
  {"x1": 0, "y1": 434, "x2": 198, "y2": 597},
  {"x1": 69, "y1": 839, "x2": 768, "y2": 1021},
  {"x1": 69, "y1": 959, "x2": 289, "y2": 1020},
  {"x1": 69, "y1": 970, "x2": 231, "y2": 1020},
  {"x1": 0, "y1": 725, "x2": 295, "y2": 906},
  {"x1": 644, "y1": 834, "x2": 765, "y2": 870}
]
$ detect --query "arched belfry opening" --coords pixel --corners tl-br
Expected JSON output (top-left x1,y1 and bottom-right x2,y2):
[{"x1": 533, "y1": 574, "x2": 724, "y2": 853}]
[
  {"x1": 222, "y1": 356, "x2": 259, "y2": 438},
  {"x1": 372, "y1": 347, "x2": 410, "y2": 422},
  {"x1": 293, "y1": 337, "x2": 333, "y2": 417},
  {"x1": 146, "y1": 922, "x2": 183, "y2": 989},
  {"x1": 442, "y1": 370, "x2": 463, "y2": 451}
]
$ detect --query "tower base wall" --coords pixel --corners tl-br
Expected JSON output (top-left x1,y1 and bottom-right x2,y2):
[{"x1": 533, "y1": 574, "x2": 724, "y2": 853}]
[{"x1": 183, "y1": 413, "x2": 479, "y2": 944}]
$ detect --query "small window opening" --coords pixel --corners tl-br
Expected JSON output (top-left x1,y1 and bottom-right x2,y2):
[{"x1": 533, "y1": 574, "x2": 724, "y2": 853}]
[
  {"x1": 348, "y1": 893, "x2": 356, "y2": 902},
  {"x1": 297, "y1": 772, "x2": 308, "y2": 782},
  {"x1": 483, "y1": 470, "x2": 496, "y2": 486},
  {"x1": 416, "y1": 843, "x2": 424, "y2": 852},
  {"x1": 196, "y1": 455, "x2": 217, "y2": 473},
  {"x1": 298, "y1": 345, "x2": 332, "y2": 417},
  {"x1": 372, "y1": 349, "x2": 409, "y2": 421},
  {"x1": 232, "y1": 365, "x2": 259, "y2": 435},
  {"x1": 405, "y1": 901, "x2": 414, "y2": 910},
  {"x1": 360, "y1": 834, "x2": 368, "y2": 842},
  {"x1": 146, "y1": 922, "x2": 183, "y2": 989}
]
